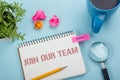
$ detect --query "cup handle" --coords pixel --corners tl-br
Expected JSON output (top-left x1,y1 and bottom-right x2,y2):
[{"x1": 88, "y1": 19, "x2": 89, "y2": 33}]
[{"x1": 92, "y1": 14, "x2": 106, "y2": 33}]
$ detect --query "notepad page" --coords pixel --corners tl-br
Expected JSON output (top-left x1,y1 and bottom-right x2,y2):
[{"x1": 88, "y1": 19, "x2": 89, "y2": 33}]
[{"x1": 18, "y1": 32, "x2": 86, "y2": 80}]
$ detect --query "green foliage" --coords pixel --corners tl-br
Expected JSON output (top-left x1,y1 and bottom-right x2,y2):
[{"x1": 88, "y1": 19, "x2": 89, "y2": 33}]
[{"x1": 0, "y1": 0, "x2": 26, "y2": 41}]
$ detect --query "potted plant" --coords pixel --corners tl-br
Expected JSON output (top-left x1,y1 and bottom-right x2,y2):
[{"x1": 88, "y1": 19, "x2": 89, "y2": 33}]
[{"x1": 0, "y1": 0, "x2": 26, "y2": 41}]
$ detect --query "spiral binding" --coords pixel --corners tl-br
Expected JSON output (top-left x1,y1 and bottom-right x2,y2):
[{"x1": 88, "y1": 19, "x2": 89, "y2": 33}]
[{"x1": 18, "y1": 31, "x2": 75, "y2": 48}]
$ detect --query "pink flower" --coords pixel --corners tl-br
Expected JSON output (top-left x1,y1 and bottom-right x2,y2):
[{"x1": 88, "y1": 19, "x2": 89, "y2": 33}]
[
  {"x1": 49, "y1": 15, "x2": 59, "y2": 27},
  {"x1": 32, "y1": 10, "x2": 46, "y2": 22}
]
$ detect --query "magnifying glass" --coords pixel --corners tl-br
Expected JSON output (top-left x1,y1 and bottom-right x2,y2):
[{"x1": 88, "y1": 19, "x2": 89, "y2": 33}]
[{"x1": 89, "y1": 42, "x2": 110, "y2": 80}]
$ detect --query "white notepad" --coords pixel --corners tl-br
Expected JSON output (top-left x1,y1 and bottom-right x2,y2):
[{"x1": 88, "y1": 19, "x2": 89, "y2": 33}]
[{"x1": 18, "y1": 31, "x2": 86, "y2": 80}]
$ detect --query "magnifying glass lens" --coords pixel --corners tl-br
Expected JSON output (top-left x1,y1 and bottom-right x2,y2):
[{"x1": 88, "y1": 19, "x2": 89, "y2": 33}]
[{"x1": 89, "y1": 42, "x2": 109, "y2": 62}]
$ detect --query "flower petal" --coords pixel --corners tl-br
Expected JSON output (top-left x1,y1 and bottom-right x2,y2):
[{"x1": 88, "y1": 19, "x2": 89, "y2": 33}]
[
  {"x1": 34, "y1": 21, "x2": 43, "y2": 29},
  {"x1": 32, "y1": 10, "x2": 46, "y2": 22},
  {"x1": 49, "y1": 15, "x2": 59, "y2": 27}
]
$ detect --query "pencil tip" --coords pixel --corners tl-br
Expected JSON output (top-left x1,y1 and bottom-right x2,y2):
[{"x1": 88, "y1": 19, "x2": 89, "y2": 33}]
[{"x1": 62, "y1": 66, "x2": 68, "y2": 70}]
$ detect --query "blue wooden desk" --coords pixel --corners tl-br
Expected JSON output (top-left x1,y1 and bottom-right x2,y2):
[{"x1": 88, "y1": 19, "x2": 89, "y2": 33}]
[{"x1": 0, "y1": 0, "x2": 120, "y2": 80}]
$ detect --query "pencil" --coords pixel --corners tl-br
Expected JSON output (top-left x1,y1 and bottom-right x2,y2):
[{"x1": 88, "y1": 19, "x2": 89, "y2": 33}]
[{"x1": 31, "y1": 66, "x2": 67, "y2": 80}]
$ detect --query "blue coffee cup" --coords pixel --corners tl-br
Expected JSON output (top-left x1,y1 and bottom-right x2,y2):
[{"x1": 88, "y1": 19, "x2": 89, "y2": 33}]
[{"x1": 87, "y1": 0, "x2": 120, "y2": 33}]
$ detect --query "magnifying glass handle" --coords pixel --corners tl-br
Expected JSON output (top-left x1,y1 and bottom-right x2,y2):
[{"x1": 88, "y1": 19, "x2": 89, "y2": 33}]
[
  {"x1": 101, "y1": 62, "x2": 110, "y2": 80},
  {"x1": 102, "y1": 68, "x2": 110, "y2": 80}
]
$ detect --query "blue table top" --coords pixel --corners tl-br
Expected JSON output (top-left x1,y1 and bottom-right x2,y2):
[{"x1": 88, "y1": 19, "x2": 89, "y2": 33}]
[{"x1": 0, "y1": 0, "x2": 120, "y2": 80}]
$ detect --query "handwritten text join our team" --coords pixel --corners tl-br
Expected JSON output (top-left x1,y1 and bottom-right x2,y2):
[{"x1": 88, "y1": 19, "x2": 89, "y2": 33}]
[{"x1": 24, "y1": 47, "x2": 79, "y2": 66}]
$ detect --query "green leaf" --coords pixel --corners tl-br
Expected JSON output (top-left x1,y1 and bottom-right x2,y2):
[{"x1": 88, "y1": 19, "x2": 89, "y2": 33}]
[{"x1": 0, "y1": 0, "x2": 26, "y2": 41}]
